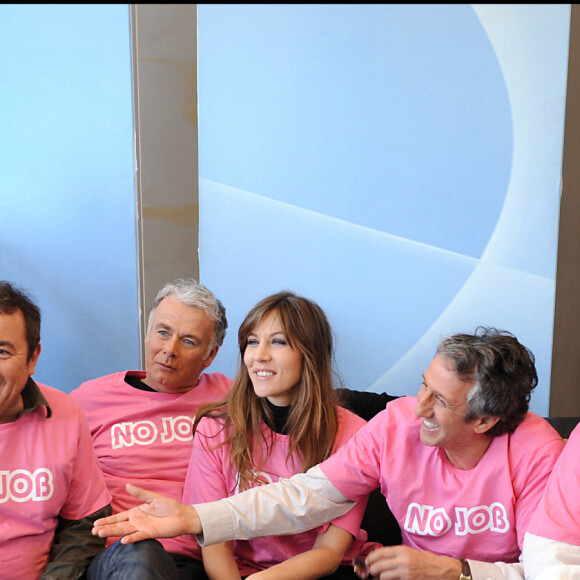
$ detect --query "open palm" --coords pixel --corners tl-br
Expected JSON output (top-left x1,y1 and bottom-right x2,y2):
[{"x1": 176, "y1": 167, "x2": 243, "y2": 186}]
[{"x1": 92, "y1": 483, "x2": 200, "y2": 544}]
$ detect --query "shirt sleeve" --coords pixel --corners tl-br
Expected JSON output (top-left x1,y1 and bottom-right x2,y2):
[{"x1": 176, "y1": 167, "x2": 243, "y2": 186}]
[
  {"x1": 183, "y1": 418, "x2": 230, "y2": 505},
  {"x1": 40, "y1": 504, "x2": 112, "y2": 580},
  {"x1": 522, "y1": 532, "x2": 580, "y2": 580},
  {"x1": 468, "y1": 558, "x2": 523, "y2": 579},
  {"x1": 194, "y1": 465, "x2": 356, "y2": 546},
  {"x1": 512, "y1": 435, "x2": 565, "y2": 551},
  {"x1": 58, "y1": 398, "x2": 112, "y2": 521},
  {"x1": 526, "y1": 425, "x2": 580, "y2": 546}
]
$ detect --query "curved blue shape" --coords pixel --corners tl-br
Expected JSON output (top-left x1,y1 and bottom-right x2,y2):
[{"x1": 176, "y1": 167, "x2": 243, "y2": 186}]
[
  {"x1": 198, "y1": 5, "x2": 567, "y2": 417},
  {"x1": 198, "y1": 4, "x2": 512, "y2": 258}
]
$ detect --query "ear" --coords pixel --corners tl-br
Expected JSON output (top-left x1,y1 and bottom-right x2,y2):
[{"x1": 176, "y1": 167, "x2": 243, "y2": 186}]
[
  {"x1": 202, "y1": 345, "x2": 220, "y2": 369},
  {"x1": 27, "y1": 343, "x2": 42, "y2": 375},
  {"x1": 473, "y1": 415, "x2": 500, "y2": 435}
]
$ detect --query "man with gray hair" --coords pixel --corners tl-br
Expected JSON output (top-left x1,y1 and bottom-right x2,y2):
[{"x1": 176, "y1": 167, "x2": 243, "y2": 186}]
[{"x1": 71, "y1": 278, "x2": 232, "y2": 579}]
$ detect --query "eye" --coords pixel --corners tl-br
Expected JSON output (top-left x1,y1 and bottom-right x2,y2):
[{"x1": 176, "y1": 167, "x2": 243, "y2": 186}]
[
  {"x1": 247, "y1": 338, "x2": 258, "y2": 346},
  {"x1": 183, "y1": 338, "x2": 194, "y2": 346},
  {"x1": 434, "y1": 395, "x2": 448, "y2": 407},
  {"x1": 0, "y1": 348, "x2": 10, "y2": 357},
  {"x1": 272, "y1": 338, "x2": 287, "y2": 346},
  {"x1": 157, "y1": 329, "x2": 169, "y2": 337}
]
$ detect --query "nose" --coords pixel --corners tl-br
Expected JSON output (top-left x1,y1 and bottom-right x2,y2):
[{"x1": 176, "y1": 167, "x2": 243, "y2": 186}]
[
  {"x1": 163, "y1": 336, "x2": 179, "y2": 358},
  {"x1": 254, "y1": 341, "x2": 271, "y2": 362},
  {"x1": 414, "y1": 386, "x2": 433, "y2": 417}
]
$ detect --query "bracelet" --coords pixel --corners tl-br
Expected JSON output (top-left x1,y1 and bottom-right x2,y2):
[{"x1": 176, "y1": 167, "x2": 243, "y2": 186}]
[{"x1": 458, "y1": 558, "x2": 472, "y2": 580}]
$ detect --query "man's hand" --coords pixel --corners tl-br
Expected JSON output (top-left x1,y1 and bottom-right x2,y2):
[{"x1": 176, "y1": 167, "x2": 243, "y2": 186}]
[
  {"x1": 91, "y1": 483, "x2": 201, "y2": 544},
  {"x1": 365, "y1": 545, "x2": 462, "y2": 579}
]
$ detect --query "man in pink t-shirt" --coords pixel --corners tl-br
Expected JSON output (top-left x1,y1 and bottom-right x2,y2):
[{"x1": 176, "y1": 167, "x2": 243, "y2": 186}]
[
  {"x1": 523, "y1": 422, "x2": 580, "y2": 579},
  {"x1": 0, "y1": 281, "x2": 112, "y2": 580},
  {"x1": 92, "y1": 327, "x2": 565, "y2": 580},
  {"x1": 71, "y1": 279, "x2": 232, "y2": 580}
]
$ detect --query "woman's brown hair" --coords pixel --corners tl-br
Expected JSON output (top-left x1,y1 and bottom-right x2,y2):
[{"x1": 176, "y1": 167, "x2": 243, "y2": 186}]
[{"x1": 192, "y1": 291, "x2": 339, "y2": 491}]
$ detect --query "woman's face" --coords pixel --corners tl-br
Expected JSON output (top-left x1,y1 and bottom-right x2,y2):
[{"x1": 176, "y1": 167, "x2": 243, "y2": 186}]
[{"x1": 243, "y1": 312, "x2": 303, "y2": 407}]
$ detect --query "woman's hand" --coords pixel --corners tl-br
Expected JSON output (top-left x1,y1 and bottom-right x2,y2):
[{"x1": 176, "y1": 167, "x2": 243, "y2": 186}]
[{"x1": 92, "y1": 483, "x2": 202, "y2": 544}]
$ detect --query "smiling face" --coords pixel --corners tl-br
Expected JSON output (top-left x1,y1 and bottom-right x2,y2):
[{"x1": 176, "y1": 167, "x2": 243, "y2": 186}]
[
  {"x1": 413, "y1": 354, "x2": 481, "y2": 459},
  {"x1": 0, "y1": 309, "x2": 40, "y2": 423},
  {"x1": 144, "y1": 295, "x2": 219, "y2": 394},
  {"x1": 243, "y1": 312, "x2": 303, "y2": 407}
]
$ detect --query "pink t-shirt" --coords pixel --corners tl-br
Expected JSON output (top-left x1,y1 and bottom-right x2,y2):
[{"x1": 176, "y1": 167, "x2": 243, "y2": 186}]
[
  {"x1": 70, "y1": 370, "x2": 232, "y2": 551},
  {"x1": 0, "y1": 382, "x2": 111, "y2": 580},
  {"x1": 320, "y1": 397, "x2": 564, "y2": 563},
  {"x1": 175, "y1": 405, "x2": 375, "y2": 575},
  {"x1": 527, "y1": 423, "x2": 580, "y2": 545}
]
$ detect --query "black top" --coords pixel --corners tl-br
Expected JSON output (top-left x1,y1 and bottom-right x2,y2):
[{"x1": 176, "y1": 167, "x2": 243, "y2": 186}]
[
  {"x1": 335, "y1": 387, "x2": 400, "y2": 422},
  {"x1": 264, "y1": 397, "x2": 291, "y2": 434},
  {"x1": 125, "y1": 373, "x2": 156, "y2": 392}
]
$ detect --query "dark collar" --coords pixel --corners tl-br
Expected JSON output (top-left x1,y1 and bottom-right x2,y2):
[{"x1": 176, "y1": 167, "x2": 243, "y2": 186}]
[{"x1": 18, "y1": 376, "x2": 52, "y2": 420}]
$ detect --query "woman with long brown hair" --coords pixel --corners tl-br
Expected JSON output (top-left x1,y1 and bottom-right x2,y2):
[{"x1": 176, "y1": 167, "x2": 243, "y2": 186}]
[{"x1": 179, "y1": 290, "x2": 376, "y2": 579}]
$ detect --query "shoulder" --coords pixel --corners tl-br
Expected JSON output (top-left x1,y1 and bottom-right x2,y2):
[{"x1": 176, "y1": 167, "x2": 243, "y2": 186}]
[
  {"x1": 332, "y1": 406, "x2": 369, "y2": 450},
  {"x1": 70, "y1": 370, "x2": 136, "y2": 397},
  {"x1": 197, "y1": 372, "x2": 233, "y2": 390},
  {"x1": 37, "y1": 382, "x2": 71, "y2": 402},
  {"x1": 194, "y1": 413, "x2": 232, "y2": 448},
  {"x1": 355, "y1": 396, "x2": 420, "y2": 452},
  {"x1": 341, "y1": 396, "x2": 417, "y2": 433},
  {"x1": 198, "y1": 371, "x2": 233, "y2": 383},
  {"x1": 36, "y1": 382, "x2": 86, "y2": 419},
  {"x1": 369, "y1": 395, "x2": 415, "y2": 424},
  {"x1": 564, "y1": 421, "x2": 580, "y2": 447},
  {"x1": 337, "y1": 397, "x2": 417, "y2": 447},
  {"x1": 508, "y1": 412, "x2": 565, "y2": 469},
  {"x1": 336, "y1": 404, "x2": 366, "y2": 430},
  {"x1": 510, "y1": 412, "x2": 563, "y2": 448},
  {"x1": 197, "y1": 413, "x2": 229, "y2": 432},
  {"x1": 547, "y1": 423, "x2": 580, "y2": 477}
]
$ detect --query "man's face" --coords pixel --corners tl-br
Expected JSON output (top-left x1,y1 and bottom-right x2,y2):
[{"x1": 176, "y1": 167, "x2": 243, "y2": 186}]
[
  {"x1": 413, "y1": 354, "x2": 478, "y2": 459},
  {"x1": 144, "y1": 295, "x2": 219, "y2": 393},
  {"x1": 0, "y1": 309, "x2": 40, "y2": 423}
]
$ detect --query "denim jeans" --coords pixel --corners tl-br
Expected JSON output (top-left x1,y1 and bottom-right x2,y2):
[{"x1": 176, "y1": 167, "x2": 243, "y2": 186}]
[
  {"x1": 87, "y1": 539, "x2": 180, "y2": 580},
  {"x1": 87, "y1": 541, "x2": 356, "y2": 580}
]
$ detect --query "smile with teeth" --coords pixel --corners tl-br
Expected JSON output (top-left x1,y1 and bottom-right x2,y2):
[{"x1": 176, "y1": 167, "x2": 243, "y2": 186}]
[
  {"x1": 256, "y1": 371, "x2": 275, "y2": 377},
  {"x1": 423, "y1": 418, "x2": 438, "y2": 430}
]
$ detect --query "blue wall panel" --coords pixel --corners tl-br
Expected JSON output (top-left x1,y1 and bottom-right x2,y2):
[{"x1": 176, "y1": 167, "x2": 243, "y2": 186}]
[
  {"x1": 198, "y1": 4, "x2": 570, "y2": 416},
  {"x1": 1, "y1": 5, "x2": 140, "y2": 392}
]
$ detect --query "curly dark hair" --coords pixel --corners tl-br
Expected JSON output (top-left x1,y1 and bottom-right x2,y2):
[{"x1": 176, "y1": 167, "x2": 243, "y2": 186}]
[
  {"x1": 0, "y1": 281, "x2": 41, "y2": 361},
  {"x1": 436, "y1": 326, "x2": 537, "y2": 437}
]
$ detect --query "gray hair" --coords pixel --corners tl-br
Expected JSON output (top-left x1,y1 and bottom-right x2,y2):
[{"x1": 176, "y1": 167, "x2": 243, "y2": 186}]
[
  {"x1": 147, "y1": 278, "x2": 228, "y2": 349},
  {"x1": 436, "y1": 326, "x2": 537, "y2": 438}
]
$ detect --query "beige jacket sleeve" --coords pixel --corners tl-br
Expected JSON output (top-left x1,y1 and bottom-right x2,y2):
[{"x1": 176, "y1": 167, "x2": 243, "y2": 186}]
[{"x1": 194, "y1": 465, "x2": 356, "y2": 546}]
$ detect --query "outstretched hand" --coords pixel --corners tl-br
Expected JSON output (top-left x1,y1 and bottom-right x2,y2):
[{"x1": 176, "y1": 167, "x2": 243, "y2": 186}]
[{"x1": 92, "y1": 483, "x2": 202, "y2": 544}]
